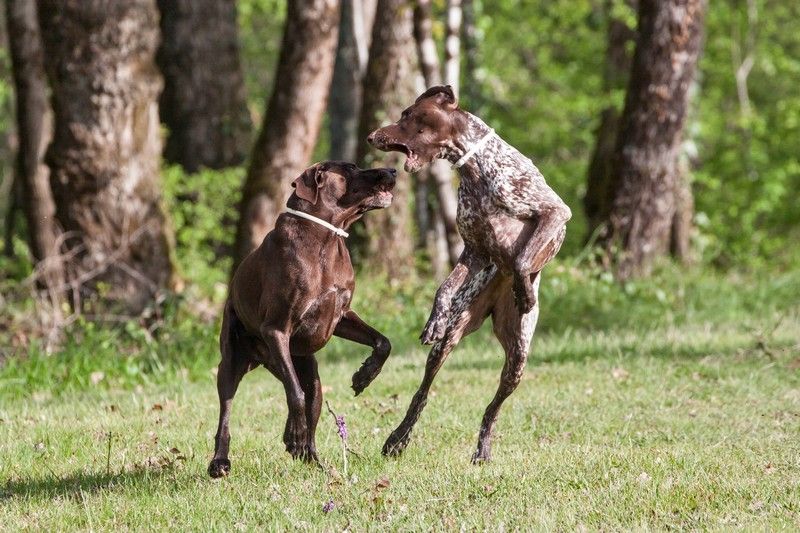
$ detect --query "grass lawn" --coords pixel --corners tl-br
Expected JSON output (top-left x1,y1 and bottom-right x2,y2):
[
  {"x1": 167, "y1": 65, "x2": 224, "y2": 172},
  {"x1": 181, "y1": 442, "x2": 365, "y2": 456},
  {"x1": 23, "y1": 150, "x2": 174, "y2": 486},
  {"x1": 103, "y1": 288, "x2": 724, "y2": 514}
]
[{"x1": 1, "y1": 266, "x2": 799, "y2": 530}]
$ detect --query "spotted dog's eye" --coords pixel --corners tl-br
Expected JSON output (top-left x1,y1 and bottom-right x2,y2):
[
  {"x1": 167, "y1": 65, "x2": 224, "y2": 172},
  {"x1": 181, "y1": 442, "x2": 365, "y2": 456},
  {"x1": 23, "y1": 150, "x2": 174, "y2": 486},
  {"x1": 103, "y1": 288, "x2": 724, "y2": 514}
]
[{"x1": 401, "y1": 109, "x2": 411, "y2": 119}]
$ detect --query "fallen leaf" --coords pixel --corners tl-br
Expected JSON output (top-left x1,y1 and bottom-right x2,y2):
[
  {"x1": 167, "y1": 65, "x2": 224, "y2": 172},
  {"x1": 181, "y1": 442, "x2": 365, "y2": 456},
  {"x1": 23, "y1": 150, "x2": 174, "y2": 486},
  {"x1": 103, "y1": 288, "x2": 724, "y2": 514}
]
[
  {"x1": 637, "y1": 472, "x2": 651, "y2": 485},
  {"x1": 90, "y1": 371, "x2": 105, "y2": 385},
  {"x1": 151, "y1": 404, "x2": 163, "y2": 411}
]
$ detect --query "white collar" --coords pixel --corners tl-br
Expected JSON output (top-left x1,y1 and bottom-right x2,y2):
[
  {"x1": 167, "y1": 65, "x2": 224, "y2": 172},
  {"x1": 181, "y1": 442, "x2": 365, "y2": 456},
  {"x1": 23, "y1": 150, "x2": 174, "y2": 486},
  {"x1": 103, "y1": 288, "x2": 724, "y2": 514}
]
[
  {"x1": 285, "y1": 207, "x2": 349, "y2": 238},
  {"x1": 452, "y1": 128, "x2": 496, "y2": 169}
]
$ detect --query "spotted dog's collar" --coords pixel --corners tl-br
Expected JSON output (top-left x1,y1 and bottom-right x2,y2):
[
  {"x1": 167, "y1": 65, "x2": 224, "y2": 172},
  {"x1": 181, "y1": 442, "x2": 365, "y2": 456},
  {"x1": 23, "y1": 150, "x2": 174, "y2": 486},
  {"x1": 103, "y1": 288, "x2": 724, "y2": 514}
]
[
  {"x1": 285, "y1": 208, "x2": 349, "y2": 238},
  {"x1": 452, "y1": 128, "x2": 496, "y2": 169}
]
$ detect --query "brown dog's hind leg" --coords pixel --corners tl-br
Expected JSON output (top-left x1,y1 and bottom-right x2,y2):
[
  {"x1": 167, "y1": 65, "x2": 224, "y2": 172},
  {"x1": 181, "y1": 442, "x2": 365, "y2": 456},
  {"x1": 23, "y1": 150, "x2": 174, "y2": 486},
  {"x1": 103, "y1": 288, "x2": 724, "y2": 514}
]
[
  {"x1": 383, "y1": 265, "x2": 499, "y2": 457},
  {"x1": 472, "y1": 274, "x2": 541, "y2": 464},
  {"x1": 261, "y1": 326, "x2": 314, "y2": 462},
  {"x1": 333, "y1": 310, "x2": 392, "y2": 395},
  {"x1": 209, "y1": 305, "x2": 254, "y2": 478},
  {"x1": 292, "y1": 355, "x2": 322, "y2": 464}
]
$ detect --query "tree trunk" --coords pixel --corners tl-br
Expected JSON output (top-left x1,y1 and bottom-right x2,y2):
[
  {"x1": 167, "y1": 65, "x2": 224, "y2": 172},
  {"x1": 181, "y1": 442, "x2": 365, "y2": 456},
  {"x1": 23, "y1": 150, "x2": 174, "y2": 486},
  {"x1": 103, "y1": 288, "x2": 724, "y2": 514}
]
[
  {"x1": 460, "y1": 0, "x2": 481, "y2": 112},
  {"x1": 328, "y1": 0, "x2": 373, "y2": 162},
  {"x1": 38, "y1": 0, "x2": 177, "y2": 314},
  {"x1": 584, "y1": 4, "x2": 636, "y2": 240},
  {"x1": 232, "y1": 0, "x2": 340, "y2": 273},
  {"x1": 444, "y1": 0, "x2": 462, "y2": 92},
  {"x1": 6, "y1": 0, "x2": 63, "y2": 292},
  {"x1": 412, "y1": 0, "x2": 463, "y2": 268},
  {"x1": 355, "y1": 0, "x2": 416, "y2": 278},
  {"x1": 156, "y1": 0, "x2": 252, "y2": 173},
  {"x1": 600, "y1": 0, "x2": 705, "y2": 279}
]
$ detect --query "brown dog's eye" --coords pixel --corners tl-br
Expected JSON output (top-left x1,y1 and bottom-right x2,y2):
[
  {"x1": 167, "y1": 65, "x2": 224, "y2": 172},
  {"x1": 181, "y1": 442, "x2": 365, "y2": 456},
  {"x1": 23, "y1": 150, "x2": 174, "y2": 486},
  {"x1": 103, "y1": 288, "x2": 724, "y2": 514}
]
[{"x1": 418, "y1": 129, "x2": 424, "y2": 133}]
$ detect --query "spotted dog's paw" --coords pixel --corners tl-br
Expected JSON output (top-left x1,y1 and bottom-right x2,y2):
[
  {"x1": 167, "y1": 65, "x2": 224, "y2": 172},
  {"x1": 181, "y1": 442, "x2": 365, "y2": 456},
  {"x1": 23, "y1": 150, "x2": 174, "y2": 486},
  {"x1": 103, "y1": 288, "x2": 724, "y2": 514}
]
[{"x1": 420, "y1": 309, "x2": 449, "y2": 345}]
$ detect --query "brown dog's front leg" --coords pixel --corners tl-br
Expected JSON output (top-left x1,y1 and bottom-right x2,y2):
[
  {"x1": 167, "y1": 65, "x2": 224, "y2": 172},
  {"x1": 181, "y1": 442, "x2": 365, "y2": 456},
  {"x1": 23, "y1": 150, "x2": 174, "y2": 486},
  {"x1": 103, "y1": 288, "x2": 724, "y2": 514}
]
[{"x1": 333, "y1": 310, "x2": 391, "y2": 395}]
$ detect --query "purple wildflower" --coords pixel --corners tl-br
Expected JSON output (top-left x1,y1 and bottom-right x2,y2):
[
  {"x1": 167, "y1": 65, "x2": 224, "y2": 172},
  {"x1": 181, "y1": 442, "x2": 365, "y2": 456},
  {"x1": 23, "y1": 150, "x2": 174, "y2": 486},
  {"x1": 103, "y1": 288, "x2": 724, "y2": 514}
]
[
  {"x1": 335, "y1": 414, "x2": 347, "y2": 440},
  {"x1": 322, "y1": 499, "x2": 335, "y2": 513}
]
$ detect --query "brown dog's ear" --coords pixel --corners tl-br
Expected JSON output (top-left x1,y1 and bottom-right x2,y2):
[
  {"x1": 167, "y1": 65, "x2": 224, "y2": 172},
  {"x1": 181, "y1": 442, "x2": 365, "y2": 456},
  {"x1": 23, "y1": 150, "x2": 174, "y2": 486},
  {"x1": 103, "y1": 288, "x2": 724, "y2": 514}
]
[
  {"x1": 291, "y1": 164, "x2": 325, "y2": 205},
  {"x1": 415, "y1": 85, "x2": 458, "y2": 110}
]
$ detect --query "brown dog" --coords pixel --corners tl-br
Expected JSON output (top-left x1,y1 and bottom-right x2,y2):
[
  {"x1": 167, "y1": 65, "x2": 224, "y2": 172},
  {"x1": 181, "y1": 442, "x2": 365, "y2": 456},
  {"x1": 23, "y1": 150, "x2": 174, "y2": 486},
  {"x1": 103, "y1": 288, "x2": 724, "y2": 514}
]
[
  {"x1": 368, "y1": 86, "x2": 572, "y2": 462},
  {"x1": 208, "y1": 161, "x2": 396, "y2": 477}
]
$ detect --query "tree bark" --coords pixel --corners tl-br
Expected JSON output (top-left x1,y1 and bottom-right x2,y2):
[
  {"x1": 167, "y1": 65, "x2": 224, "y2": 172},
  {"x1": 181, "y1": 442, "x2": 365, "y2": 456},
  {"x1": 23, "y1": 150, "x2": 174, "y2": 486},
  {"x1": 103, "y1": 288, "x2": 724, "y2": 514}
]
[
  {"x1": 328, "y1": 0, "x2": 373, "y2": 162},
  {"x1": 232, "y1": 0, "x2": 340, "y2": 273},
  {"x1": 600, "y1": 0, "x2": 705, "y2": 279},
  {"x1": 156, "y1": 0, "x2": 252, "y2": 172},
  {"x1": 444, "y1": 0, "x2": 462, "y2": 92},
  {"x1": 355, "y1": 0, "x2": 416, "y2": 278},
  {"x1": 584, "y1": 4, "x2": 636, "y2": 240},
  {"x1": 5, "y1": 0, "x2": 62, "y2": 288},
  {"x1": 460, "y1": 0, "x2": 481, "y2": 112},
  {"x1": 412, "y1": 0, "x2": 463, "y2": 268},
  {"x1": 38, "y1": 0, "x2": 177, "y2": 314}
]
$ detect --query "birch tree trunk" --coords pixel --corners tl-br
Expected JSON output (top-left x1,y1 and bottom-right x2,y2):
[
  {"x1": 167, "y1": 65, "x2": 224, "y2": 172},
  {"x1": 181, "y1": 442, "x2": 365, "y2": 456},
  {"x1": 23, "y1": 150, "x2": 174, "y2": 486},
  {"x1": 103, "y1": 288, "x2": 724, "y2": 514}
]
[{"x1": 412, "y1": 0, "x2": 463, "y2": 269}]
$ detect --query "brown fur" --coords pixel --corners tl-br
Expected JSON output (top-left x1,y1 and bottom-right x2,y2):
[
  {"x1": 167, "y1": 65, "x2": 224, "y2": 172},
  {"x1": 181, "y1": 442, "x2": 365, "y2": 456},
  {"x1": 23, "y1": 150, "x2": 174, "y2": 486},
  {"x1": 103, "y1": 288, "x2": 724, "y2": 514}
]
[{"x1": 208, "y1": 162, "x2": 396, "y2": 477}]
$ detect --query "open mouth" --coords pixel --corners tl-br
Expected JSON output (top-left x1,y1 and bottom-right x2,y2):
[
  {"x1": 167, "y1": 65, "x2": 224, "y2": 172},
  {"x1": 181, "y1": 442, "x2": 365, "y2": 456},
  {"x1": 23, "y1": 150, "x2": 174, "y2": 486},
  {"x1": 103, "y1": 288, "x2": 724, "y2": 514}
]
[{"x1": 386, "y1": 142, "x2": 420, "y2": 173}]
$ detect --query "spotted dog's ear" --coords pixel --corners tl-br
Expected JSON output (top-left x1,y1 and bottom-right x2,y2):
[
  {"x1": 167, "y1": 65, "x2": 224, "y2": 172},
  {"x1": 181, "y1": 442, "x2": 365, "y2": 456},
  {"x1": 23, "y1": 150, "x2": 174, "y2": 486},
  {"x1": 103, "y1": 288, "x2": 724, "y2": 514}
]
[
  {"x1": 291, "y1": 164, "x2": 325, "y2": 205},
  {"x1": 415, "y1": 85, "x2": 458, "y2": 110}
]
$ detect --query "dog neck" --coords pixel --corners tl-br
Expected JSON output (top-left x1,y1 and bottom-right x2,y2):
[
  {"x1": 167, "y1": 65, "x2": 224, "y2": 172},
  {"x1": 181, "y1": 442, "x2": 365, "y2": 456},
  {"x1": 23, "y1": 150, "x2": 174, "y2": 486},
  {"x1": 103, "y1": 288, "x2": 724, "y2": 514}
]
[
  {"x1": 440, "y1": 112, "x2": 495, "y2": 166},
  {"x1": 284, "y1": 208, "x2": 349, "y2": 238}
]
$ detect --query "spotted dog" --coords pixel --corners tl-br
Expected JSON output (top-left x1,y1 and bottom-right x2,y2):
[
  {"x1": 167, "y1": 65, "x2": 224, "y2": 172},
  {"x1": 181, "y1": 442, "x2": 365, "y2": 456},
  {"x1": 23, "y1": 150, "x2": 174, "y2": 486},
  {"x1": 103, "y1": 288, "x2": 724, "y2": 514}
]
[{"x1": 367, "y1": 86, "x2": 572, "y2": 463}]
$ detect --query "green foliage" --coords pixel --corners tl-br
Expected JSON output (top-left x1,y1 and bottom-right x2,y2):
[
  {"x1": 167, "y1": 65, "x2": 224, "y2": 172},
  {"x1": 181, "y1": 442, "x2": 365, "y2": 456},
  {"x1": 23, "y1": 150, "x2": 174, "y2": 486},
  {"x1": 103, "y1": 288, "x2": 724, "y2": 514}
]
[
  {"x1": 161, "y1": 165, "x2": 243, "y2": 293},
  {"x1": 474, "y1": 0, "x2": 800, "y2": 265}
]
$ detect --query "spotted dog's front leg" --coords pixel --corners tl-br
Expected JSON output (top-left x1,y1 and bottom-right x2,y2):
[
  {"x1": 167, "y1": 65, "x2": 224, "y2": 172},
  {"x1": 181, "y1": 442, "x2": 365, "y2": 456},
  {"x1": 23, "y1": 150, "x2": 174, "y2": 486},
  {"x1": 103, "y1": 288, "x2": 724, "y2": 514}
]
[
  {"x1": 421, "y1": 247, "x2": 487, "y2": 345},
  {"x1": 513, "y1": 205, "x2": 570, "y2": 313}
]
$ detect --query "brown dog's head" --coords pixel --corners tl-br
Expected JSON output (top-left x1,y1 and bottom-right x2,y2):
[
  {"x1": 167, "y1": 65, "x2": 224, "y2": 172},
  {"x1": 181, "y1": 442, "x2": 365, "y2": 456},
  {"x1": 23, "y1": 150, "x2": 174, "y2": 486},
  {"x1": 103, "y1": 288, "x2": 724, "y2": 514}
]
[
  {"x1": 367, "y1": 85, "x2": 462, "y2": 173},
  {"x1": 289, "y1": 161, "x2": 396, "y2": 222}
]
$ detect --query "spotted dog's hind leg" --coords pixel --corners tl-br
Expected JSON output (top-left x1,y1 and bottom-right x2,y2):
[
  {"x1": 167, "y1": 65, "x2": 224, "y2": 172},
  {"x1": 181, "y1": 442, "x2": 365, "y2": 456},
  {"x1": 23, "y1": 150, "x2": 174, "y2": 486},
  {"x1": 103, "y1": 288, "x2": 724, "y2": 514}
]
[
  {"x1": 472, "y1": 273, "x2": 541, "y2": 463},
  {"x1": 383, "y1": 264, "x2": 499, "y2": 457}
]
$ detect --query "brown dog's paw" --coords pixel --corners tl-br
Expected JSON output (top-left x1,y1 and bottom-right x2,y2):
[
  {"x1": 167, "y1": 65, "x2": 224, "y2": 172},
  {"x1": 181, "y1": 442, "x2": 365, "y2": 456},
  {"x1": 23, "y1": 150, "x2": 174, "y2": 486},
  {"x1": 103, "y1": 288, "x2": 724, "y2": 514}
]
[
  {"x1": 382, "y1": 428, "x2": 411, "y2": 457},
  {"x1": 351, "y1": 359, "x2": 381, "y2": 396},
  {"x1": 287, "y1": 442, "x2": 319, "y2": 464},
  {"x1": 208, "y1": 458, "x2": 231, "y2": 478}
]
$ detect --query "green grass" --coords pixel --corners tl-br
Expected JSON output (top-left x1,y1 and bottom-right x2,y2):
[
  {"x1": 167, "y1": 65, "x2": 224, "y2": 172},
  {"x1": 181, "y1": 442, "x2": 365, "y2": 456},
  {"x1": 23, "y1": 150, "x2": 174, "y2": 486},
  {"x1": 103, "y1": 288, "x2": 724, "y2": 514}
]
[{"x1": 1, "y1": 266, "x2": 799, "y2": 530}]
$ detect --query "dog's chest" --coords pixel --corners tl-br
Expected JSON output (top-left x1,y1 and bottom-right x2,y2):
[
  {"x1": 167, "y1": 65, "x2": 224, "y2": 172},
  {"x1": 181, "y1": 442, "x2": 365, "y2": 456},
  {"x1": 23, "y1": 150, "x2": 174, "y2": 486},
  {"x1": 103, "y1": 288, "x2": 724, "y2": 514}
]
[
  {"x1": 295, "y1": 285, "x2": 352, "y2": 347},
  {"x1": 457, "y1": 170, "x2": 528, "y2": 261}
]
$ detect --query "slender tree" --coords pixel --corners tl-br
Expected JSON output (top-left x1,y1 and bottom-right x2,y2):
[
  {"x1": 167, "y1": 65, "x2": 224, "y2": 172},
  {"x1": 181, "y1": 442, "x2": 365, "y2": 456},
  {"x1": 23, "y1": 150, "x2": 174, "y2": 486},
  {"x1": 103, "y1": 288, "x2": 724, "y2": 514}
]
[
  {"x1": 600, "y1": 0, "x2": 705, "y2": 278},
  {"x1": 584, "y1": 1, "x2": 637, "y2": 238},
  {"x1": 355, "y1": 0, "x2": 417, "y2": 277},
  {"x1": 328, "y1": 0, "x2": 374, "y2": 162},
  {"x1": 38, "y1": 0, "x2": 177, "y2": 313},
  {"x1": 5, "y1": 0, "x2": 62, "y2": 289},
  {"x1": 156, "y1": 0, "x2": 252, "y2": 172},
  {"x1": 412, "y1": 0, "x2": 462, "y2": 268},
  {"x1": 460, "y1": 0, "x2": 482, "y2": 112},
  {"x1": 232, "y1": 0, "x2": 340, "y2": 272}
]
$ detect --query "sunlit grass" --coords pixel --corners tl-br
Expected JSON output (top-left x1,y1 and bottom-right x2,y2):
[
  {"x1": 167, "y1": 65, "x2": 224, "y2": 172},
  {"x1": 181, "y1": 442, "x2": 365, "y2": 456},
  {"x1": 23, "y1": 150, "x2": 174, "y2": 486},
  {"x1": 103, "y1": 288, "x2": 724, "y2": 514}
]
[{"x1": 1, "y1": 266, "x2": 799, "y2": 529}]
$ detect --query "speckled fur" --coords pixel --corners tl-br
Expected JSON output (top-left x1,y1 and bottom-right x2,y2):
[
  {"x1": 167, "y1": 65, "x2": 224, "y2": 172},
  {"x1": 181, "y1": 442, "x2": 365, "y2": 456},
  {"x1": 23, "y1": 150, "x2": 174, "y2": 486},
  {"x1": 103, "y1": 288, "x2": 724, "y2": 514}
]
[{"x1": 373, "y1": 94, "x2": 571, "y2": 462}]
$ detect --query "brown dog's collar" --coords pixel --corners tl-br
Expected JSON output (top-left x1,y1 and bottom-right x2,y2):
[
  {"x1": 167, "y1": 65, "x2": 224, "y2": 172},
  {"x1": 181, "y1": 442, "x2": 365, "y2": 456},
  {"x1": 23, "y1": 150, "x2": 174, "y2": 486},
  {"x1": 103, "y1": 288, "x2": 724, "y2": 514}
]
[{"x1": 285, "y1": 208, "x2": 349, "y2": 238}]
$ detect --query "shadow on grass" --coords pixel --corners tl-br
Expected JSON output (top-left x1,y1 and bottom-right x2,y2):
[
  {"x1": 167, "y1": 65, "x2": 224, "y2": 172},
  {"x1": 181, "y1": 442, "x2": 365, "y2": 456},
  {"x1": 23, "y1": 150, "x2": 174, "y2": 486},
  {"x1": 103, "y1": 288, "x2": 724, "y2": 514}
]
[{"x1": 1, "y1": 465, "x2": 177, "y2": 502}]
